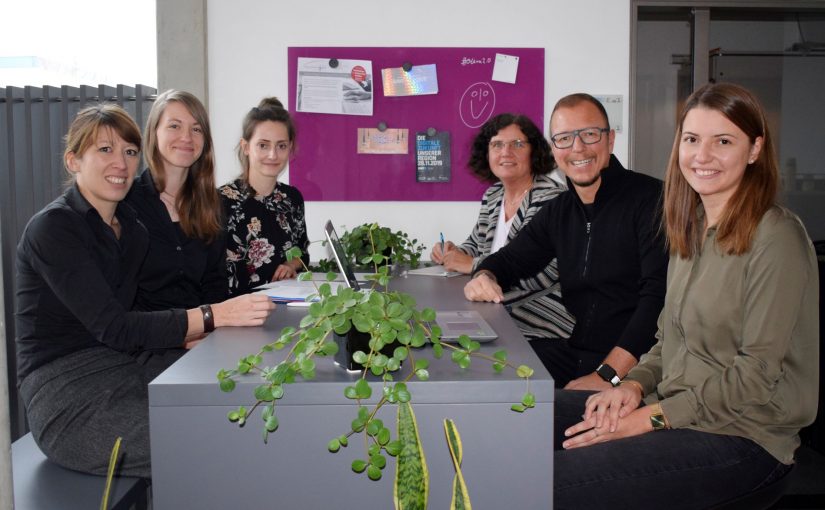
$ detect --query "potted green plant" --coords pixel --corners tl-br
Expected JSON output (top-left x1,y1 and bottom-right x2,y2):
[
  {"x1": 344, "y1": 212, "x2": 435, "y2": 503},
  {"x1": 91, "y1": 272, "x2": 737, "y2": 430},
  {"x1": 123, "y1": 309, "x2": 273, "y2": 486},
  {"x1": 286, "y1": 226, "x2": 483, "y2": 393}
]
[
  {"x1": 311, "y1": 223, "x2": 426, "y2": 272},
  {"x1": 217, "y1": 223, "x2": 535, "y2": 508}
]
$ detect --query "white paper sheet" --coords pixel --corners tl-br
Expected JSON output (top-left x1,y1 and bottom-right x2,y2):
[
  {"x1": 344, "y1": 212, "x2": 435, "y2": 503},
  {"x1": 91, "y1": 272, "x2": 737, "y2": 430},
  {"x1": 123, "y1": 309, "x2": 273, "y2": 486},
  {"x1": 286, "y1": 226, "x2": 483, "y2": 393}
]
[{"x1": 296, "y1": 57, "x2": 374, "y2": 116}]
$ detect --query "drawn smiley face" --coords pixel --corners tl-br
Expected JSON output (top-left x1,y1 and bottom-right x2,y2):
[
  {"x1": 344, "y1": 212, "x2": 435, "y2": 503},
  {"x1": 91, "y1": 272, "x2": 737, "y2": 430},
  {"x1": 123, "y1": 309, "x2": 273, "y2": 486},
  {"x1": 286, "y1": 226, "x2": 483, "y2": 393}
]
[{"x1": 459, "y1": 82, "x2": 496, "y2": 128}]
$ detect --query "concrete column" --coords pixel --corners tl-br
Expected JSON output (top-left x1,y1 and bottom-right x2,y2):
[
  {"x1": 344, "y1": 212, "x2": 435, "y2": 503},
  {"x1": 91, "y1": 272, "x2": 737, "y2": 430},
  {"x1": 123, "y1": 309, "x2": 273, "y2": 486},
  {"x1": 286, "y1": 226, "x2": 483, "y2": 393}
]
[
  {"x1": 156, "y1": 0, "x2": 209, "y2": 106},
  {"x1": 691, "y1": 7, "x2": 710, "y2": 90}
]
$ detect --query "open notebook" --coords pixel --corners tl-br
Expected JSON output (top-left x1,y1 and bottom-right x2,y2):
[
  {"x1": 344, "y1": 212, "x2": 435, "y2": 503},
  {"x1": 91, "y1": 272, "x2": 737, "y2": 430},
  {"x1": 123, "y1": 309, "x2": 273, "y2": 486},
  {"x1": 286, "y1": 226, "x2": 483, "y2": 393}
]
[{"x1": 253, "y1": 279, "x2": 346, "y2": 303}]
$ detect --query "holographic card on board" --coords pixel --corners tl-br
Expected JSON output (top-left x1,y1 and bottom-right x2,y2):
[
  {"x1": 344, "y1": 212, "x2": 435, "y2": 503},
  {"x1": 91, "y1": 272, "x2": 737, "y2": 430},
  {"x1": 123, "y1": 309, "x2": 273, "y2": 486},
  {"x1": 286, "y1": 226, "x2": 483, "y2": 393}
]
[{"x1": 382, "y1": 64, "x2": 439, "y2": 97}]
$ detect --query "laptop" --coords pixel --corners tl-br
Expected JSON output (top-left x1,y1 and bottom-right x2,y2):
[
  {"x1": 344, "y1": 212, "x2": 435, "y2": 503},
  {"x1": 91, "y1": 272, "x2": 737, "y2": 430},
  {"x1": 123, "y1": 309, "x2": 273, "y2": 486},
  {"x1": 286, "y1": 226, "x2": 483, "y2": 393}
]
[{"x1": 324, "y1": 220, "x2": 366, "y2": 291}]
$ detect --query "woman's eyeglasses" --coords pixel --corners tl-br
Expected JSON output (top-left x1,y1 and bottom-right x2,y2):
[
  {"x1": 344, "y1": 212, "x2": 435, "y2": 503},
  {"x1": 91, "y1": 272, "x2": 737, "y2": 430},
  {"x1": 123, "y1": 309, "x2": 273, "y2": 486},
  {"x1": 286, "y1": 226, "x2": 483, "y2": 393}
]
[{"x1": 489, "y1": 140, "x2": 530, "y2": 152}]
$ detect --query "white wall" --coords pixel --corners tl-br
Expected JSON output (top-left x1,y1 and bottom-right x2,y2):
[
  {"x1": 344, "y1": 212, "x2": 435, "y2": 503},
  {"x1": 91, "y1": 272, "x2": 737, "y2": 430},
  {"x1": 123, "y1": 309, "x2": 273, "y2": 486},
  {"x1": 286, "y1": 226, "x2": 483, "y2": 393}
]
[{"x1": 207, "y1": 0, "x2": 630, "y2": 260}]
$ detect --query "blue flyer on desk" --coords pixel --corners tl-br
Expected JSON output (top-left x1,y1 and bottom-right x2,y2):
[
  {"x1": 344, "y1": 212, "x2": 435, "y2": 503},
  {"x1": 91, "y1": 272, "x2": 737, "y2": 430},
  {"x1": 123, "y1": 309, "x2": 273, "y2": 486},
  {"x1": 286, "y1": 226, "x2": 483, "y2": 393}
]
[{"x1": 415, "y1": 131, "x2": 451, "y2": 183}]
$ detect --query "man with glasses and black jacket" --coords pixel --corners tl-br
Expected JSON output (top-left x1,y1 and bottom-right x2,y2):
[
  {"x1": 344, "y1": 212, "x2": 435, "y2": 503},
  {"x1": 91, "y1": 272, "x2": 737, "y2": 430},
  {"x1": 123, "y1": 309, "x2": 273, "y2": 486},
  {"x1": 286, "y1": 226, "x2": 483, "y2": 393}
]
[{"x1": 464, "y1": 93, "x2": 668, "y2": 390}]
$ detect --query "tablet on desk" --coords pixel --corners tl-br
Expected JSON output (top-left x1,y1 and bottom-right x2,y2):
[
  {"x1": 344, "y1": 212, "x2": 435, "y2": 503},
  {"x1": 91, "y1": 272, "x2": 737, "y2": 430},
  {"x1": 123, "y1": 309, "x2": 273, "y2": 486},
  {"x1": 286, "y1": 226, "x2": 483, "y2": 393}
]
[{"x1": 433, "y1": 310, "x2": 498, "y2": 342}]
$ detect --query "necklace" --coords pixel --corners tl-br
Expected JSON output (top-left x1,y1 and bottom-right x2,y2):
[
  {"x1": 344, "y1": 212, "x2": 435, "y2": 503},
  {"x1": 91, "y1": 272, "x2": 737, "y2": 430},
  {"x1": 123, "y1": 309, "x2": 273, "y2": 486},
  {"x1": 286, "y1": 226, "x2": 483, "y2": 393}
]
[
  {"x1": 505, "y1": 184, "x2": 532, "y2": 204},
  {"x1": 160, "y1": 190, "x2": 181, "y2": 221},
  {"x1": 503, "y1": 184, "x2": 532, "y2": 221}
]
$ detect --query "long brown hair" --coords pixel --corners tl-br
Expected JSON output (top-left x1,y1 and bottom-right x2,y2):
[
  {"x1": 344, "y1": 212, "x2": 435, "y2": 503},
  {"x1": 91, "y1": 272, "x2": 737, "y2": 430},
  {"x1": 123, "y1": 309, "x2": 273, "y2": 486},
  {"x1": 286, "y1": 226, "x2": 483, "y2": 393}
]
[
  {"x1": 664, "y1": 82, "x2": 778, "y2": 258},
  {"x1": 237, "y1": 97, "x2": 296, "y2": 185},
  {"x1": 143, "y1": 89, "x2": 221, "y2": 242}
]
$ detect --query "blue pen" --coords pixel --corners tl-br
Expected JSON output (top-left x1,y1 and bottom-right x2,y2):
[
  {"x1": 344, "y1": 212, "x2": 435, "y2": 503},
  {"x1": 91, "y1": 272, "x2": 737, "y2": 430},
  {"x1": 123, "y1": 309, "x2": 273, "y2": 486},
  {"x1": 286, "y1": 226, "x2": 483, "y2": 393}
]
[{"x1": 440, "y1": 232, "x2": 446, "y2": 257}]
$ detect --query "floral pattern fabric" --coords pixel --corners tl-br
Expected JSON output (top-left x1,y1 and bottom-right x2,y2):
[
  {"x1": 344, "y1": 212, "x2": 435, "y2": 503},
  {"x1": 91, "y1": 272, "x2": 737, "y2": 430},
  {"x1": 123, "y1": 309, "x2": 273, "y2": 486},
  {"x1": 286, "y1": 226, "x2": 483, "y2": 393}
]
[{"x1": 219, "y1": 179, "x2": 310, "y2": 296}]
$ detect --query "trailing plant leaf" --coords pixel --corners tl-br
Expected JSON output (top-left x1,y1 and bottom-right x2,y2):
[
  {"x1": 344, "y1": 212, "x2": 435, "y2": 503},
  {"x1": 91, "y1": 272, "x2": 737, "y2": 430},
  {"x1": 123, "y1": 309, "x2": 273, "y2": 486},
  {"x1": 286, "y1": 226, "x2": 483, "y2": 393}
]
[
  {"x1": 355, "y1": 378, "x2": 372, "y2": 399},
  {"x1": 219, "y1": 377, "x2": 235, "y2": 393},
  {"x1": 368, "y1": 464, "x2": 383, "y2": 481},
  {"x1": 516, "y1": 365, "x2": 534, "y2": 378},
  {"x1": 352, "y1": 459, "x2": 368, "y2": 473},
  {"x1": 522, "y1": 392, "x2": 536, "y2": 408},
  {"x1": 328, "y1": 438, "x2": 341, "y2": 452},
  {"x1": 371, "y1": 453, "x2": 387, "y2": 469},
  {"x1": 394, "y1": 402, "x2": 429, "y2": 510},
  {"x1": 444, "y1": 419, "x2": 472, "y2": 510}
]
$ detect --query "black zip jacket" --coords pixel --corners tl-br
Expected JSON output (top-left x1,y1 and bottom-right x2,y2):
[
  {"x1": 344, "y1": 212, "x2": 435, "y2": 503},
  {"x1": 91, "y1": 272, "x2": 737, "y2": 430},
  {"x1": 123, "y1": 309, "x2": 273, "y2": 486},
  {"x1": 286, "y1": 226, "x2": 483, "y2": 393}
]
[{"x1": 476, "y1": 155, "x2": 667, "y2": 365}]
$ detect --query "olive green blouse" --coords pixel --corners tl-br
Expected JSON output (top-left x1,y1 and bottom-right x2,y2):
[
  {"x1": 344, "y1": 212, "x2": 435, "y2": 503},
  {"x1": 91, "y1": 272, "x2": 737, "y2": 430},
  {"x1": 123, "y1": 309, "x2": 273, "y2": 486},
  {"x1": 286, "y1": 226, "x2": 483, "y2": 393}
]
[{"x1": 626, "y1": 206, "x2": 819, "y2": 464}]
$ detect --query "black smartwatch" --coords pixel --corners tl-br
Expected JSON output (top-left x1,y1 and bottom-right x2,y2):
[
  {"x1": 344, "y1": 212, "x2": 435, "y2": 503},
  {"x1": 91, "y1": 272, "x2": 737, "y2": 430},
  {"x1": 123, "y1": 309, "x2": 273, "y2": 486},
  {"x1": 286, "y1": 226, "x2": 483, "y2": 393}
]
[{"x1": 596, "y1": 363, "x2": 621, "y2": 386}]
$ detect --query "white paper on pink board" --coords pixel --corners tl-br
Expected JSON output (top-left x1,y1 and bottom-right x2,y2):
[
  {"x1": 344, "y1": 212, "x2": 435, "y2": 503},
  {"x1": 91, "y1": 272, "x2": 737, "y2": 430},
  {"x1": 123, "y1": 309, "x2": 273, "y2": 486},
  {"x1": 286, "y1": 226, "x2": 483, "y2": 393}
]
[{"x1": 492, "y1": 53, "x2": 519, "y2": 84}]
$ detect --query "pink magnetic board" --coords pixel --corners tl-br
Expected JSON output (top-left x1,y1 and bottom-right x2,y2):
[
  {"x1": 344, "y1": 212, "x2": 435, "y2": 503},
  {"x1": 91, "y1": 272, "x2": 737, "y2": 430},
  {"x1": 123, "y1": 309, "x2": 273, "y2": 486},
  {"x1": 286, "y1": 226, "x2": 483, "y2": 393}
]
[{"x1": 287, "y1": 47, "x2": 545, "y2": 201}]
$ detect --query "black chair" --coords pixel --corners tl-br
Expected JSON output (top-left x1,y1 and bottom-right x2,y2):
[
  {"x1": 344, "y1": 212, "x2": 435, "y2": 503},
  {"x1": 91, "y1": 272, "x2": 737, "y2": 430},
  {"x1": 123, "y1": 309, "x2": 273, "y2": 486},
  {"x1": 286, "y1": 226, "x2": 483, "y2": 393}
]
[
  {"x1": 708, "y1": 465, "x2": 795, "y2": 510},
  {"x1": 799, "y1": 241, "x2": 825, "y2": 455}
]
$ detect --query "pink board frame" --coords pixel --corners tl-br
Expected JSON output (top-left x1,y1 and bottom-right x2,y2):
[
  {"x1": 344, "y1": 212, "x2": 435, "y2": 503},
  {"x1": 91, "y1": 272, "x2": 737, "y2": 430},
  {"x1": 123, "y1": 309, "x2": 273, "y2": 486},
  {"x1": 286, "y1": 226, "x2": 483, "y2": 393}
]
[{"x1": 287, "y1": 47, "x2": 544, "y2": 201}]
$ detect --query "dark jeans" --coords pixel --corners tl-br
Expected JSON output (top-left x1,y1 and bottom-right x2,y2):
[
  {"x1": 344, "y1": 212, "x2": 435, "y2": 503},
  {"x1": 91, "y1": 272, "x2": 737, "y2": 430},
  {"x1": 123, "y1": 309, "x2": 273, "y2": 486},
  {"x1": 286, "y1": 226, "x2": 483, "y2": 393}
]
[
  {"x1": 529, "y1": 339, "x2": 604, "y2": 388},
  {"x1": 553, "y1": 389, "x2": 791, "y2": 510}
]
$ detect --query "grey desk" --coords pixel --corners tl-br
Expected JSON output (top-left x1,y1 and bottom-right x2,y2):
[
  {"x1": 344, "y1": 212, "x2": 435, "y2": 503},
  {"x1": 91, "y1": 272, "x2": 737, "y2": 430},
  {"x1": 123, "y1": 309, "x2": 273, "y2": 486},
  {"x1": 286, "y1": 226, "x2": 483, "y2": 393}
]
[{"x1": 149, "y1": 275, "x2": 554, "y2": 509}]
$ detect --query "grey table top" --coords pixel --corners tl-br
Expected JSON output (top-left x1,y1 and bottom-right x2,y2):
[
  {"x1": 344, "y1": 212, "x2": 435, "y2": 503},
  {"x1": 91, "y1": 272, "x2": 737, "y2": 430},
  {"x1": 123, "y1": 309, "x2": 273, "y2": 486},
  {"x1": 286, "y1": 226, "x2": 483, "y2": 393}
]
[{"x1": 149, "y1": 274, "x2": 554, "y2": 407}]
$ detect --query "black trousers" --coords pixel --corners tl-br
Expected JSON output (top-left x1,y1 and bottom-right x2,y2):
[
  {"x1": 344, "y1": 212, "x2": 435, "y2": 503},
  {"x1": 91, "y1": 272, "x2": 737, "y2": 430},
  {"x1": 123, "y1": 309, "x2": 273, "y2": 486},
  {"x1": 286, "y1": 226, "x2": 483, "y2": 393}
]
[{"x1": 529, "y1": 338, "x2": 604, "y2": 388}]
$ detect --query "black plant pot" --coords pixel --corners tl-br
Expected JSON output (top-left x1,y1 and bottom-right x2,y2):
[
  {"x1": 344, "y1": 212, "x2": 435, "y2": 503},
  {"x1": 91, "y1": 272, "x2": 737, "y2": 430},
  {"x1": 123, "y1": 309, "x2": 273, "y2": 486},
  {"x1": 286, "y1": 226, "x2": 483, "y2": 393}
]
[
  {"x1": 334, "y1": 330, "x2": 368, "y2": 371},
  {"x1": 333, "y1": 329, "x2": 398, "y2": 371}
]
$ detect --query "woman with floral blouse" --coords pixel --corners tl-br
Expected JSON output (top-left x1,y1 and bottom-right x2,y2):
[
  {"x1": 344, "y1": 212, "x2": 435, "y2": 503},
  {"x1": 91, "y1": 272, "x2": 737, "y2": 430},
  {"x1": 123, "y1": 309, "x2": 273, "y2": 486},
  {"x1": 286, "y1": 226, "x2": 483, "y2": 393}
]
[{"x1": 219, "y1": 97, "x2": 310, "y2": 296}]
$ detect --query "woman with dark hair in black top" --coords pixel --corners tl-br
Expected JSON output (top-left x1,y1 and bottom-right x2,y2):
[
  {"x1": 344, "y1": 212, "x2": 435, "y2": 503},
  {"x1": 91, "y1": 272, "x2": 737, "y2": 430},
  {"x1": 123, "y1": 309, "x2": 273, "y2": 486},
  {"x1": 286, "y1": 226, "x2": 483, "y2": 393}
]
[{"x1": 16, "y1": 105, "x2": 274, "y2": 478}]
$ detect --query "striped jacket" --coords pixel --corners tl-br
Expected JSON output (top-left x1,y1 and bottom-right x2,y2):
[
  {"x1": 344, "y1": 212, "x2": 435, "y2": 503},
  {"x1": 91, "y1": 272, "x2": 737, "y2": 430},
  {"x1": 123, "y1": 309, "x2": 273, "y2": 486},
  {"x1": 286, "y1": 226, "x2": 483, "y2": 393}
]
[{"x1": 461, "y1": 174, "x2": 575, "y2": 339}]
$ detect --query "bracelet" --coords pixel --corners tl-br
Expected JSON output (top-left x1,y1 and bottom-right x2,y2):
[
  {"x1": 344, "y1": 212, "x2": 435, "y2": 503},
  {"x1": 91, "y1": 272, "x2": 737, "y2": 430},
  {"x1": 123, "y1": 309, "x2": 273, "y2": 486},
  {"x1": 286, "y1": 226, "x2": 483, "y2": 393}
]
[
  {"x1": 649, "y1": 402, "x2": 670, "y2": 431},
  {"x1": 619, "y1": 379, "x2": 645, "y2": 398},
  {"x1": 199, "y1": 304, "x2": 215, "y2": 333}
]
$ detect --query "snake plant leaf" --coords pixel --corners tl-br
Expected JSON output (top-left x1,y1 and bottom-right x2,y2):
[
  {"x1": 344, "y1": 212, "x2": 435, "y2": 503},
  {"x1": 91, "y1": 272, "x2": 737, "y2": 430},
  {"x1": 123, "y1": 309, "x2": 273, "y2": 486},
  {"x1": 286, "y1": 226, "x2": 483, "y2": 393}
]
[
  {"x1": 394, "y1": 402, "x2": 429, "y2": 510},
  {"x1": 100, "y1": 437, "x2": 122, "y2": 510},
  {"x1": 444, "y1": 419, "x2": 472, "y2": 510}
]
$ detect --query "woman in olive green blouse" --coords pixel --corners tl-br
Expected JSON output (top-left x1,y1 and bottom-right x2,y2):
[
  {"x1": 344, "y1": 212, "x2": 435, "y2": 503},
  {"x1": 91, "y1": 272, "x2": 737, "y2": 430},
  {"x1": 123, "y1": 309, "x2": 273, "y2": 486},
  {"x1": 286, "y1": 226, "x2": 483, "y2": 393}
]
[{"x1": 553, "y1": 83, "x2": 819, "y2": 509}]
